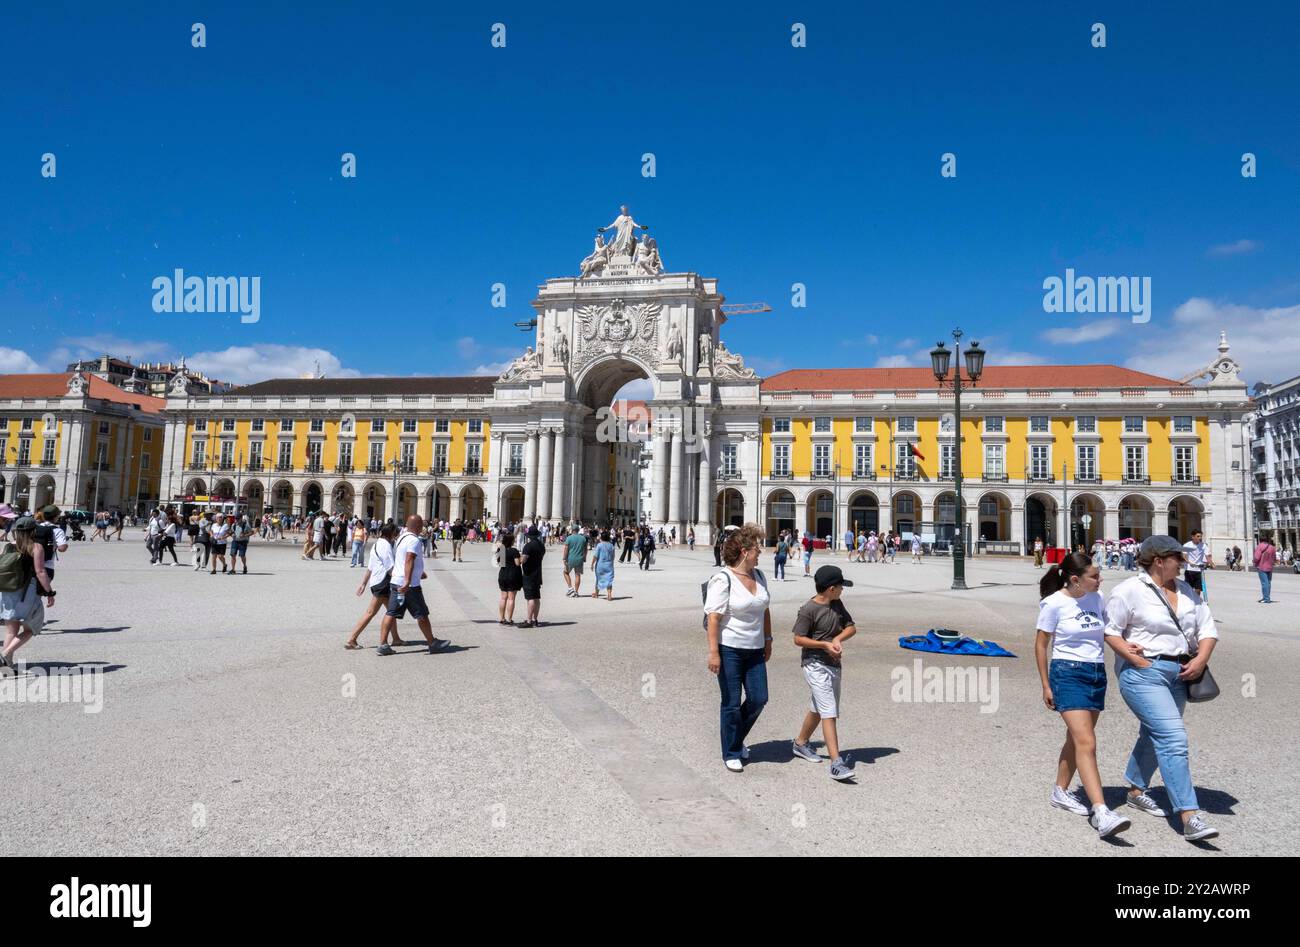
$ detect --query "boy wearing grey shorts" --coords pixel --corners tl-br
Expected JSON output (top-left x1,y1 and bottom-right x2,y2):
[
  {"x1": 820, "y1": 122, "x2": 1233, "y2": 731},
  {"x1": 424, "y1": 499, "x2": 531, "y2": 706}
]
[{"x1": 790, "y1": 565, "x2": 858, "y2": 781}]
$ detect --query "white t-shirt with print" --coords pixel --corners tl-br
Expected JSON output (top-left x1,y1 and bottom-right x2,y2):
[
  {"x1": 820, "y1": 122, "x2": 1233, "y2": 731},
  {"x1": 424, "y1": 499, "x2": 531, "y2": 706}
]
[{"x1": 1037, "y1": 589, "x2": 1108, "y2": 662}]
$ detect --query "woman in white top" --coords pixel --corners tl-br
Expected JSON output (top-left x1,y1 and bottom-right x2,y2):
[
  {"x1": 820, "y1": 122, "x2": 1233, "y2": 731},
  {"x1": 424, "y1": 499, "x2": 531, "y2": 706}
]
[
  {"x1": 704, "y1": 524, "x2": 772, "y2": 772},
  {"x1": 345, "y1": 523, "x2": 405, "y2": 649},
  {"x1": 1104, "y1": 535, "x2": 1220, "y2": 842},
  {"x1": 1035, "y1": 552, "x2": 1130, "y2": 838}
]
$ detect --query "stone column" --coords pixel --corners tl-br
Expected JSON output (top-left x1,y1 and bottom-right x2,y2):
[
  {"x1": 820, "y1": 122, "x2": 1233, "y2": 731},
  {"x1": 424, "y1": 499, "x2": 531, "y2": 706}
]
[
  {"x1": 668, "y1": 424, "x2": 684, "y2": 533},
  {"x1": 1104, "y1": 508, "x2": 1120, "y2": 546},
  {"x1": 696, "y1": 434, "x2": 713, "y2": 544},
  {"x1": 1010, "y1": 505, "x2": 1025, "y2": 555},
  {"x1": 537, "y1": 428, "x2": 553, "y2": 520},
  {"x1": 524, "y1": 428, "x2": 539, "y2": 519},
  {"x1": 551, "y1": 425, "x2": 568, "y2": 521},
  {"x1": 1152, "y1": 507, "x2": 1169, "y2": 537},
  {"x1": 652, "y1": 431, "x2": 669, "y2": 525}
]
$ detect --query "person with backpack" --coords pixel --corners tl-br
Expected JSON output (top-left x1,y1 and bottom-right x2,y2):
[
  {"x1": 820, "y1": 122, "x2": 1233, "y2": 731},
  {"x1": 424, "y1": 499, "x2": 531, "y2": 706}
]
[
  {"x1": 0, "y1": 516, "x2": 56, "y2": 670},
  {"x1": 230, "y1": 515, "x2": 251, "y2": 575},
  {"x1": 773, "y1": 533, "x2": 789, "y2": 581},
  {"x1": 704, "y1": 524, "x2": 772, "y2": 773},
  {"x1": 639, "y1": 526, "x2": 655, "y2": 571},
  {"x1": 35, "y1": 505, "x2": 68, "y2": 584}
]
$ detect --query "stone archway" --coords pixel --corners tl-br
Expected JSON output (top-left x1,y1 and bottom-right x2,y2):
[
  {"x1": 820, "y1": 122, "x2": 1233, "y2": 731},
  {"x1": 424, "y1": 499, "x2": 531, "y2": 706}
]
[
  {"x1": 892, "y1": 490, "x2": 921, "y2": 538},
  {"x1": 331, "y1": 481, "x2": 355, "y2": 516},
  {"x1": 244, "y1": 479, "x2": 266, "y2": 519},
  {"x1": 1025, "y1": 492, "x2": 1059, "y2": 548},
  {"x1": 460, "y1": 484, "x2": 485, "y2": 522},
  {"x1": 302, "y1": 481, "x2": 324, "y2": 516},
  {"x1": 362, "y1": 482, "x2": 386, "y2": 520},
  {"x1": 1168, "y1": 495, "x2": 1204, "y2": 542},
  {"x1": 806, "y1": 489, "x2": 834, "y2": 541},
  {"x1": 500, "y1": 484, "x2": 525, "y2": 524},
  {"x1": 848, "y1": 490, "x2": 879, "y2": 536},
  {"x1": 763, "y1": 488, "x2": 793, "y2": 543},
  {"x1": 1069, "y1": 492, "x2": 1105, "y2": 549},
  {"x1": 1119, "y1": 494, "x2": 1154, "y2": 542},
  {"x1": 34, "y1": 475, "x2": 57, "y2": 510}
]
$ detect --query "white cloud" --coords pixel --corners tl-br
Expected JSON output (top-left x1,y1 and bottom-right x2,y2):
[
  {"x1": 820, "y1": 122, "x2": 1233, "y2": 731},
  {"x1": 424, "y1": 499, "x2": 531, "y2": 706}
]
[
  {"x1": 45, "y1": 334, "x2": 175, "y2": 372},
  {"x1": 185, "y1": 345, "x2": 360, "y2": 383},
  {"x1": 1206, "y1": 239, "x2": 1259, "y2": 258},
  {"x1": 745, "y1": 355, "x2": 787, "y2": 376},
  {"x1": 840, "y1": 333, "x2": 879, "y2": 348},
  {"x1": 614, "y1": 378, "x2": 654, "y2": 401},
  {"x1": 985, "y1": 350, "x2": 1050, "y2": 366},
  {"x1": 874, "y1": 354, "x2": 915, "y2": 368},
  {"x1": 1040, "y1": 318, "x2": 1124, "y2": 345},
  {"x1": 1124, "y1": 297, "x2": 1300, "y2": 385},
  {"x1": 471, "y1": 360, "x2": 512, "y2": 377},
  {"x1": 0, "y1": 347, "x2": 41, "y2": 374}
]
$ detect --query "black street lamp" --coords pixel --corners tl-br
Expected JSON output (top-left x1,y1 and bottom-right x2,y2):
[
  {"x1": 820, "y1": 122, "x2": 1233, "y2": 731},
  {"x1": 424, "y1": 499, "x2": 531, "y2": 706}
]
[{"x1": 930, "y1": 330, "x2": 985, "y2": 590}]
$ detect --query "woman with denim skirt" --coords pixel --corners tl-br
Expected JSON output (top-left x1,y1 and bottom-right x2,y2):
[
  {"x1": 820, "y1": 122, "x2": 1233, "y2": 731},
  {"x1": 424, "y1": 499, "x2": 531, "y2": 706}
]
[
  {"x1": 705, "y1": 524, "x2": 772, "y2": 773},
  {"x1": 1035, "y1": 552, "x2": 1130, "y2": 838},
  {"x1": 1104, "y1": 535, "x2": 1221, "y2": 842}
]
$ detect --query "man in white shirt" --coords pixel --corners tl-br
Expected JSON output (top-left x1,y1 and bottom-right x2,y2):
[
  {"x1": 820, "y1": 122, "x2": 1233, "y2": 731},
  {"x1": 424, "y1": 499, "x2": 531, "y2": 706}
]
[
  {"x1": 1181, "y1": 529, "x2": 1211, "y2": 593},
  {"x1": 377, "y1": 515, "x2": 450, "y2": 656}
]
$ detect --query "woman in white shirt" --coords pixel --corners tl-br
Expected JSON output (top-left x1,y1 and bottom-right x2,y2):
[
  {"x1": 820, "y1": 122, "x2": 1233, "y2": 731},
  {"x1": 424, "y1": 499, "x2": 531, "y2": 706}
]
[
  {"x1": 705, "y1": 524, "x2": 772, "y2": 773},
  {"x1": 1035, "y1": 552, "x2": 1130, "y2": 838},
  {"x1": 345, "y1": 523, "x2": 405, "y2": 649},
  {"x1": 1104, "y1": 535, "x2": 1220, "y2": 842}
]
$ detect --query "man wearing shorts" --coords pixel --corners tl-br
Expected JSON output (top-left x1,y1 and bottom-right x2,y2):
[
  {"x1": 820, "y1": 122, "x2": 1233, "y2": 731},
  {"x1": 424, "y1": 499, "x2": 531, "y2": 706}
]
[
  {"x1": 790, "y1": 565, "x2": 858, "y2": 781},
  {"x1": 562, "y1": 525, "x2": 588, "y2": 597},
  {"x1": 377, "y1": 514, "x2": 450, "y2": 656},
  {"x1": 518, "y1": 525, "x2": 545, "y2": 627},
  {"x1": 1182, "y1": 529, "x2": 1211, "y2": 593}
]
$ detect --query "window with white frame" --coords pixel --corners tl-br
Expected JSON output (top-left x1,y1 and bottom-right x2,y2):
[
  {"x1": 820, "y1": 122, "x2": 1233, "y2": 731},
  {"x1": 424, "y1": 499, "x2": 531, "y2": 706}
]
[
  {"x1": 772, "y1": 443, "x2": 790, "y2": 476},
  {"x1": 1030, "y1": 444, "x2": 1051, "y2": 479},
  {"x1": 140, "y1": 452, "x2": 150, "y2": 470},
  {"x1": 434, "y1": 418, "x2": 450, "y2": 434},
  {"x1": 813, "y1": 443, "x2": 831, "y2": 476},
  {"x1": 191, "y1": 440, "x2": 205, "y2": 467},
  {"x1": 984, "y1": 416, "x2": 1004, "y2": 433},
  {"x1": 1076, "y1": 415, "x2": 1096, "y2": 433},
  {"x1": 1125, "y1": 445, "x2": 1146, "y2": 480},
  {"x1": 1076, "y1": 444, "x2": 1097, "y2": 480},
  {"x1": 368, "y1": 441, "x2": 385, "y2": 470},
  {"x1": 465, "y1": 443, "x2": 481, "y2": 472},
  {"x1": 249, "y1": 441, "x2": 263, "y2": 468},
  {"x1": 41, "y1": 439, "x2": 56, "y2": 465},
  {"x1": 720, "y1": 443, "x2": 738, "y2": 476},
  {"x1": 336, "y1": 441, "x2": 351, "y2": 469},
  {"x1": 142, "y1": 428, "x2": 152, "y2": 441},
  {"x1": 370, "y1": 418, "x2": 385, "y2": 433},
  {"x1": 896, "y1": 441, "x2": 916, "y2": 477},
  {"x1": 401, "y1": 441, "x2": 416, "y2": 470},
  {"x1": 1030, "y1": 415, "x2": 1050, "y2": 433},
  {"x1": 306, "y1": 441, "x2": 322, "y2": 468},
  {"x1": 251, "y1": 418, "x2": 264, "y2": 432},
  {"x1": 854, "y1": 416, "x2": 873, "y2": 433},
  {"x1": 194, "y1": 418, "x2": 207, "y2": 432},
  {"x1": 984, "y1": 444, "x2": 1004, "y2": 476},
  {"x1": 278, "y1": 441, "x2": 293, "y2": 469},
  {"x1": 854, "y1": 443, "x2": 872, "y2": 475},
  {"x1": 310, "y1": 418, "x2": 324, "y2": 433},
  {"x1": 467, "y1": 418, "x2": 483, "y2": 434},
  {"x1": 896, "y1": 416, "x2": 916, "y2": 434},
  {"x1": 433, "y1": 442, "x2": 448, "y2": 472},
  {"x1": 1173, "y1": 416, "x2": 1193, "y2": 434},
  {"x1": 773, "y1": 417, "x2": 791, "y2": 434},
  {"x1": 403, "y1": 418, "x2": 417, "y2": 434},
  {"x1": 279, "y1": 418, "x2": 294, "y2": 432},
  {"x1": 1124, "y1": 415, "x2": 1144, "y2": 434},
  {"x1": 220, "y1": 441, "x2": 234, "y2": 467},
  {"x1": 1174, "y1": 445, "x2": 1195, "y2": 481},
  {"x1": 223, "y1": 418, "x2": 236, "y2": 432},
  {"x1": 509, "y1": 442, "x2": 524, "y2": 473},
  {"x1": 939, "y1": 443, "x2": 955, "y2": 478},
  {"x1": 813, "y1": 416, "x2": 831, "y2": 434}
]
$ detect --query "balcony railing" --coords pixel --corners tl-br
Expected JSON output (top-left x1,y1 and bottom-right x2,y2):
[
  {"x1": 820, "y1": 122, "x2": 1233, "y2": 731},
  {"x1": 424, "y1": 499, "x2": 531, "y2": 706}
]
[
  {"x1": 1074, "y1": 474, "x2": 1101, "y2": 484},
  {"x1": 769, "y1": 471, "x2": 794, "y2": 480},
  {"x1": 894, "y1": 471, "x2": 919, "y2": 481},
  {"x1": 366, "y1": 463, "x2": 386, "y2": 474},
  {"x1": 1172, "y1": 475, "x2": 1202, "y2": 486},
  {"x1": 502, "y1": 466, "x2": 525, "y2": 478},
  {"x1": 1027, "y1": 473, "x2": 1054, "y2": 483},
  {"x1": 39, "y1": 460, "x2": 58, "y2": 468},
  {"x1": 399, "y1": 462, "x2": 417, "y2": 474},
  {"x1": 246, "y1": 461, "x2": 263, "y2": 472},
  {"x1": 810, "y1": 471, "x2": 835, "y2": 481},
  {"x1": 335, "y1": 464, "x2": 353, "y2": 474},
  {"x1": 462, "y1": 464, "x2": 481, "y2": 476},
  {"x1": 217, "y1": 462, "x2": 236, "y2": 471},
  {"x1": 189, "y1": 460, "x2": 207, "y2": 470},
  {"x1": 304, "y1": 462, "x2": 324, "y2": 473},
  {"x1": 717, "y1": 471, "x2": 743, "y2": 481},
  {"x1": 429, "y1": 465, "x2": 449, "y2": 476},
  {"x1": 851, "y1": 470, "x2": 877, "y2": 480},
  {"x1": 982, "y1": 472, "x2": 1008, "y2": 482},
  {"x1": 276, "y1": 462, "x2": 294, "y2": 472},
  {"x1": 1123, "y1": 474, "x2": 1151, "y2": 485}
]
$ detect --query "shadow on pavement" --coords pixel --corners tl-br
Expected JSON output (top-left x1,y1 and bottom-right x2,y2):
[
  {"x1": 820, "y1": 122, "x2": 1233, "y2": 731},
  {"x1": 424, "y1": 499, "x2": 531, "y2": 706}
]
[
  {"x1": 10, "y1": 660, "x2": 127, "y2": 674},
  {"x1": 49, "y1": 626, "x2": 130, "y2": 635}
]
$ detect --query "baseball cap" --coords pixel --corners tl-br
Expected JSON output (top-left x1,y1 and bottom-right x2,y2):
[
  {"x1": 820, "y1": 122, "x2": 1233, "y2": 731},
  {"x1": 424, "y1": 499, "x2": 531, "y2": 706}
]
[
  {"x1": 41, "y1": 504, "x2": 61, "y2": 519},
  {"x1": 1139, "y1": 535, "x2": 1185, "y2": 559},
  {"x1": 814, "y1": 564, "x2": 854, "y2": 591},
  {"x1": 12, "y1": 516, "x2": 37, "y2": 532}
]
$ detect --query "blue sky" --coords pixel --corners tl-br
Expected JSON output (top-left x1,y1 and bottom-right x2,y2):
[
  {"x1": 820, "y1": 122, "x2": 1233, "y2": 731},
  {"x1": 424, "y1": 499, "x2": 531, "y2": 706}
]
[{"x1": 2, "y1": 1, "x2": 1298, "y2": 391}]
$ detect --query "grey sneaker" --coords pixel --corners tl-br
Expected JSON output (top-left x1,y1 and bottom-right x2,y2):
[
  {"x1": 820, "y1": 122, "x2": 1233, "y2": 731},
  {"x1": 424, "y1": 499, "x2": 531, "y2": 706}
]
[
  {"x1": 791, "y1": 740, "x2": 822, "y2": 763},
  {"x1": 1184, "y1": 814, "x2": 1219, "y2": 842},
  {"x1": 376, "y1": 644, "x2": 395, "y2": 656},
  {"x1": 829, "y1": 756, "x2": 855, "y2": 781},
  {"x1": 428, "y1": 638, "x2": 451, "y2": 654},
  {"x1": 1126, "y1": 791, "x2": 1167, "y2": 817},
  {"x1": 1051, "y1": 785, "x2": 1090, "y2": 816},
  {"x1": 1089, "y1": 806, "x2": 1131, "y2": 838},
  {"x1": 740, "y1": 745, "x2": 751, "y2": 760}
]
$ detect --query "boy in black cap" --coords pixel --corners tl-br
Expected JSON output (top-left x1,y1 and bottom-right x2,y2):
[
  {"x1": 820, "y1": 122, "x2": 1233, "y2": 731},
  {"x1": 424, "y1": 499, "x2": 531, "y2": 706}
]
[{"x1": 791, "y1": 564, "x2": 858, "y2": 781}]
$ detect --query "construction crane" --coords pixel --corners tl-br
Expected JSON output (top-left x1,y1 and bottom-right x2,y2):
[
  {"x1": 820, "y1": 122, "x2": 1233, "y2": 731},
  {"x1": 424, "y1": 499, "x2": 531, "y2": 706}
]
[
  {"x1": 719, "y1": 302, "x2": 772, "y2": 316},
  {"x1": 513, "y1": 318, "x2": 537, "y2": 332}
]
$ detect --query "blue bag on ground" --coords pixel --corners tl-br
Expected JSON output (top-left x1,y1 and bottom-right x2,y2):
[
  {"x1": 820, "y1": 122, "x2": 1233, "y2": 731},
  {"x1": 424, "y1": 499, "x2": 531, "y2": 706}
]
[{"x1": 898, "y1": 629, "x2": 1016, "y2": 658}]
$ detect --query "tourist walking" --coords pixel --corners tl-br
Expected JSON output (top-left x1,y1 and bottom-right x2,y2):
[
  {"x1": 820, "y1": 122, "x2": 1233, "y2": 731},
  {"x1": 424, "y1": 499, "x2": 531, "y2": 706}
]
[
  {"x1": 35, "y1": 505, "x2": 68, "y2": 583},
  {"x1": 496, "y1": 531, "x2": 523, "y2": 623},
  {"x1": 1105, "y1": 535, "x2": 1221, "y2": 842},
  {"x1": 518, "y1": 525, "x2": 546, "y2": 628},
  {"x1": 0, "y1": 516, "x2": 56, "y2": 670},
  {"x1": 377, "y1": 515, "x2": 450, "y2": 656},
  {"x1": 345, "y1": 523, "x2": 404, "y2": 649},
  {"x1": 620, "y1": 524, "x2": 636, "y2": 563},
  {"x1": 563, "y1": 525, "x2": 588, "y2": 597},
  {"x1": 591, "y1": 530, "x2": 616, "y2": 600},
  {"x1": 1035, "y1": 552, "x2": 1130, "y2": 838},
  {"x1": 350, "y1": 517, "x2": 367, "y2": 567},
  {"x1": 773, "y1": 532, "x2": 789, "y2": 580},
  {"x1": 712, "y1": 528, "x2": 724, "y2": 567},
  {"x1": 1253, "y1": 532, "x2": 1276, "y2": 603},
  {"x1": 790, "y1": 564, "x2": 858, "y2": 781},
  {"x1": 639, "y1": 527, "x2": 655, "y2": 571},
  {"x1": 450, "y1": 519, "x2": 466, "y2": 562},
  {"x1": 230, "y1": 515, "x2": 251, "y2": 574},
  {"x1": 704, "y1": 524, "x2": 772, "y2": 773},
  {"x1": 1181, "y1": 529, "x2": 1210, "y2": 593},
  {"x1": 209, "y1": 513, "x2": 231, "y2": 575}
]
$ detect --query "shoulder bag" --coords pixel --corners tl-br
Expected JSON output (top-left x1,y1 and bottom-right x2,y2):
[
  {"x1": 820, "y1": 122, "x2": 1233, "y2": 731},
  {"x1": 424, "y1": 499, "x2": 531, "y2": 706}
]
[{"x1": 1144, "y1": 581, "x2": 1219, "y2": 703}]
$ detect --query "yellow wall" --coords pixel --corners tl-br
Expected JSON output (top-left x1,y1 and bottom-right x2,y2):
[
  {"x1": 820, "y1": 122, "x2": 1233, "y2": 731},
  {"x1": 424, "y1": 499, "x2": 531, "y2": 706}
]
[
  {"x1": 1006, "y1": 418, "x2": 1027, "y2": 479},
  {"x1": 961, "y1": 418, "x2": 982, "y2": 478},
  {"x1": 1197, "y1": 418, "x2": 1211, "y2": 482},
  {"x1": 1053, "y1": 418, "x2": 1073, "y2": 480},
  {"x1": 791, "y1": 419, "x2": 811, "y2": 477},
  {"x1": 1148, "y1": 417, "x2": 1171, "y2": 482},
  {"x1": 1098, "y1": 418, "x2": 1122, "y2": 481},
  {"x1": 761, "y1": 418, "x2": 771, "y2": 477},
  {"x1": 915, "y1": 418, "x2": 937, "y2": 479}
]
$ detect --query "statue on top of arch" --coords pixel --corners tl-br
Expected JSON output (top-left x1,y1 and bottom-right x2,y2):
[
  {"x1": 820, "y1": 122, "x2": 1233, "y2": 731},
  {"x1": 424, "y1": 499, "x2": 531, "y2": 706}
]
[{"x1": 579, "y1": 205, "x2": 663, "y2": 278}]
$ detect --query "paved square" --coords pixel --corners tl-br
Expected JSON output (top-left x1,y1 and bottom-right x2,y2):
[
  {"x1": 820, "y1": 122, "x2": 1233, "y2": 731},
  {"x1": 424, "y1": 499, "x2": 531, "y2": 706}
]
[{"x1": 5, "y1": 538, "x2": 1296, "y2": 856}]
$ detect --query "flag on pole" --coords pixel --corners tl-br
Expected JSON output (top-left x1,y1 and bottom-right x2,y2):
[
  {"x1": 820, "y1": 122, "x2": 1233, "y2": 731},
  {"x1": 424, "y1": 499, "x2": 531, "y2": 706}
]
[{"x1": 910, "y1": 443, "x2": 925, "y2": 461}]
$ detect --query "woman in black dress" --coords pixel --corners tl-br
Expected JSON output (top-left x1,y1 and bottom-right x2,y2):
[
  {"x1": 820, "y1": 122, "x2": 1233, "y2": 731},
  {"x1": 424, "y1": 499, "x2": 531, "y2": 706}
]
[{"x1": 497, "y1": 532, "x2": 523, "y2": 624}]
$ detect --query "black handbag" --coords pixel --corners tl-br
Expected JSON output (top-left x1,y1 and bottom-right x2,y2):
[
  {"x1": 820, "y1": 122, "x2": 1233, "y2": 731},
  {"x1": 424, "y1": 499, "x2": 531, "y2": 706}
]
[{"x1": 1144, "y1": 581, "x2": 1219, "y2": 703}]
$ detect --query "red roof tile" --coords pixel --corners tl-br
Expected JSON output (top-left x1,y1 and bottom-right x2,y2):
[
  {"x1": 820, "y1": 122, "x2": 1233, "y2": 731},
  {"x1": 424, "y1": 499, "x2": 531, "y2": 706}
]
[
  {"x1": 0, "y1": 373, "x2": 165, "y2": 413},
  {"x1": 760, "y1": 365, "x2": 1183, "y2": 392}
]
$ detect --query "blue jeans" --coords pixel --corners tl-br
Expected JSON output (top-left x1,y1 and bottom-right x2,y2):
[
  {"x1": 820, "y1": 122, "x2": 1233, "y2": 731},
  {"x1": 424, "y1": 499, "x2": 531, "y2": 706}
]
[
  {"x1": 717, "y1": 645, "x2": 768, "y2": 761},
  {"x1": 1118, "y1": 660, "x2": 1198, "y2": 812},
  {"x1": 350, "y1": 540, "x2": 364, "y2": 566},
  {"x1": 773, "y1": 555, "x2": 786, "y2": 579},
  {"x1": 1258, "y1": 570, "x2": 1272, "y2": 602}
]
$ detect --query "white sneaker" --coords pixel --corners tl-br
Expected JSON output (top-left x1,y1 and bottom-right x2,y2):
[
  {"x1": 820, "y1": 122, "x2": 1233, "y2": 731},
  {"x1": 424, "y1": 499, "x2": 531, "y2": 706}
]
[
  {"x1": 724, "y1": 758, "x2": 744, "y2": 773},
  {"x1": 1089, "y1": 806, "x2": 1131, "y2": 838},
  {"x1": 1050, "y1": 785, "x2": 1090, "y2": 816}
]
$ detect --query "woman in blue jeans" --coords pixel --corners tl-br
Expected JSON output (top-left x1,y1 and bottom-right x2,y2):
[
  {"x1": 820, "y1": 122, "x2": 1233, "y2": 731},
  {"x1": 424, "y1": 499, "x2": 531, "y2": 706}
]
[
  {"x1": 705, "y1": 524, "x2": 773, "y2": 772},
  {"x1": 773, "y1": 533, "x2": 789, "y2": 580},
  {"x1": 1104, "y1": 535, "x2": 1221, "y2": 842}
]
